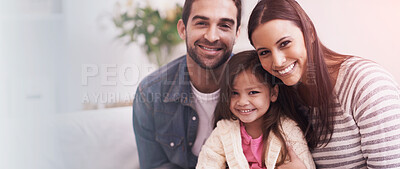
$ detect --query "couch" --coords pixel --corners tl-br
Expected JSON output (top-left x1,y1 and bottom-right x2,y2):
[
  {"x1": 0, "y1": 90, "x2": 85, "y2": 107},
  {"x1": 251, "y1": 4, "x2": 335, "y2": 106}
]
[{"x1": 0, "y1": 107, "x2": 139, "y2": 169}]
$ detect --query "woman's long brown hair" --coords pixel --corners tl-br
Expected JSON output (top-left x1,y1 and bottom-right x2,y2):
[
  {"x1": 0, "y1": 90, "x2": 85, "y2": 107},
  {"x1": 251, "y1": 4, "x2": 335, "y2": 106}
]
[
  {"x1": 214, "y1": 50, "x2": 308, "y2": 166},
  {"x1": 247, "y1": 0, "x2": 350, "y2": 149}
]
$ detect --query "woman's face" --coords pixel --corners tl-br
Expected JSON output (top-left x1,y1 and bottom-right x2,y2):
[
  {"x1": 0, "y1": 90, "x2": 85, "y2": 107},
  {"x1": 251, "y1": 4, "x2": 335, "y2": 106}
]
[{"x1": 251, "y1": 19, "x2": 308, "y2": 86}]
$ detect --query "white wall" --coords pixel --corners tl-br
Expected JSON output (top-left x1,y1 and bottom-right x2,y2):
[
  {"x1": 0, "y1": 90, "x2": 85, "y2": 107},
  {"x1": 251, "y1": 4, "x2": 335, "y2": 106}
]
[
  {"x1": 1, "y1": 0, "x2": 163, "y2": 114},
  {"x1": 59, "y1": 0, "x2": 143, "y2": 113},
  {"x1": 300, "y1": 0, "x2": 400, "y2": 83},
  {"x1": 0, "y1": 0, "x2": 61, "y2": 116},
  {"x1": 58, "y1": 0, "x2": 185, "y2": 113}
]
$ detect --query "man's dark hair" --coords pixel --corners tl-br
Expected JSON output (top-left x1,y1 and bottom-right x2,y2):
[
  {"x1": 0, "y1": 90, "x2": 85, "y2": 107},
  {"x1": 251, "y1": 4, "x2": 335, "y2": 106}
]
[{"x1": 181, "y1": 0, "x2": 242, "y2": 31}]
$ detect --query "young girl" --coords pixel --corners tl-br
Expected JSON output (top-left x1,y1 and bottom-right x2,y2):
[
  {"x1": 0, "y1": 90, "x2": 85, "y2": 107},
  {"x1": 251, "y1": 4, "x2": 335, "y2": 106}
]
[{"x1": 196, "y1": 50, "x2": 315, "y2": 169}]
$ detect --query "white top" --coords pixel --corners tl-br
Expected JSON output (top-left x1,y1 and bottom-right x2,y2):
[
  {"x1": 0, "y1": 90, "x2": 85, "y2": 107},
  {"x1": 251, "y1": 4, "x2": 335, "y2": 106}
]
[
  {"x1": 190, "y1": 82, "x2": 220, "y2": 156},
  {"x1": 311, "y1": 57, "x2": 400, "y2": 168}
]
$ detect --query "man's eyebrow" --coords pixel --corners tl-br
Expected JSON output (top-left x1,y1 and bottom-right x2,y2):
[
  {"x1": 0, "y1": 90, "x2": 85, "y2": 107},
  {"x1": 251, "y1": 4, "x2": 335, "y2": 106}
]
[
  {"x1": 191, "y1": 15, "x2": 235, "y2": 25},
  {"x1": 192, "y1": 15, "x2": 209, "y2": 21},
  {"x1": 220, "y1": 18, "x2": 235, "y2": 25}
]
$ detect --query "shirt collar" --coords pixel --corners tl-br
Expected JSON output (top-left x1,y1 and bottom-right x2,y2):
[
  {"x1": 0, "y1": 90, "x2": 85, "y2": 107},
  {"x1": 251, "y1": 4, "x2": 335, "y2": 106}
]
[{"x1": 240, "y1": 122, "x2": 263, "y2": 145}]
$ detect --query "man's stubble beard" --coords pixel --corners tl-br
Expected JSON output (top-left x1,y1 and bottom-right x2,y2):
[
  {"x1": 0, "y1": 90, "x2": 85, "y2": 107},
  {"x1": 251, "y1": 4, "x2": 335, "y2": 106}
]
[{"x1": 186, "y1": 39, "x2": 232, "y2": 70}]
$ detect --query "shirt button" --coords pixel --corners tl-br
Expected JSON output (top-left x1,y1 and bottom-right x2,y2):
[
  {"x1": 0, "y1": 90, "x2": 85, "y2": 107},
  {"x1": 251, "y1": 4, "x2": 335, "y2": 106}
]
[
  {"x1": 192, "y1": 116, "x2": 197, "y2": 121},
  {"x1": 170, "y1": 142, "x2": 175, "y2": 147},
  {"x1": 188, "y1": 142, "x2": 193, "y2": 146}
]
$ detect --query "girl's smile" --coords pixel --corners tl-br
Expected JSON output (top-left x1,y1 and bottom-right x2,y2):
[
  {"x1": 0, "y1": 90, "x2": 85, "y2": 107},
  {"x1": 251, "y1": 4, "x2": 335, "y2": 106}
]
[{"x1": 230, "y1": 70, "x2": 278, "y2": 127}]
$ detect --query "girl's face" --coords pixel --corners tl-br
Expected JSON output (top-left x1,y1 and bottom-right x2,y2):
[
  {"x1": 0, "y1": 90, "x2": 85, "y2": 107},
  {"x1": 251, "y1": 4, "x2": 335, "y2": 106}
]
[
  {"x1": 251, "y1": 19, "x2": 308, "y2": 86},
  {"x1": 229, "y1": 70, "x2": 278, "y2": 126}
]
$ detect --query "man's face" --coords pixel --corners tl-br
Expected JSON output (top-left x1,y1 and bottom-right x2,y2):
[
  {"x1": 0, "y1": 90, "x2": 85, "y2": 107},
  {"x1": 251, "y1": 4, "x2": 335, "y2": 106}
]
[{"x1": 178, "y1": 0, "x2": 240, "y2": 70}]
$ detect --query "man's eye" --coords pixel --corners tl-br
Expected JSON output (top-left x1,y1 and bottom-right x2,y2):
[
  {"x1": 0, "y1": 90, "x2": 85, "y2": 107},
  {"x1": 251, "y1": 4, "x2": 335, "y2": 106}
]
[
  {"x1": 221, "y1": 24, "x2": 231, "y2": 28},
  {"x1": 196, "y1": 22, "x2": 206, "y2": 26}
]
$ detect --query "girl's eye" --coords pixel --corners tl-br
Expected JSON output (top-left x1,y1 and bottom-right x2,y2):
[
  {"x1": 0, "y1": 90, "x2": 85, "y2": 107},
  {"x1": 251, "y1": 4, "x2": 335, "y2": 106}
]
[
  {"x1": 232, "y1": 91, "x2": 238, "y2": 95},
  {"x1": 249, "y1": 91, "x2": 260, "y2": 95},
  {"x1": 280, "y1": 40, "x2": 291, "y2": 48}
]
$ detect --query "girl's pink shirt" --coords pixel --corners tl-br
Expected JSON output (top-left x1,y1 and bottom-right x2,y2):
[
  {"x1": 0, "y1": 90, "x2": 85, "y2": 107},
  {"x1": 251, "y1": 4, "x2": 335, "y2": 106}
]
[{"x1": 240, "y1": 123, "x2": 266, "y2": 169}]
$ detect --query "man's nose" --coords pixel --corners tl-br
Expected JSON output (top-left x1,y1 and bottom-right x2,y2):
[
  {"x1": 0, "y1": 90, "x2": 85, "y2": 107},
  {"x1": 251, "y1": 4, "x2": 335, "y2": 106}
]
[{"x1": 204, "y1": 26, "x2": 220, "y2": 43}]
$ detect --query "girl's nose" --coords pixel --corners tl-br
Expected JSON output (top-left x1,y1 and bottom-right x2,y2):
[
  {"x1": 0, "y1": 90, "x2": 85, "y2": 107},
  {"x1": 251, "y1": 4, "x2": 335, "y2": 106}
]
[{"x1": 237, "y1": 96, "x2": 250, "y2": 106}]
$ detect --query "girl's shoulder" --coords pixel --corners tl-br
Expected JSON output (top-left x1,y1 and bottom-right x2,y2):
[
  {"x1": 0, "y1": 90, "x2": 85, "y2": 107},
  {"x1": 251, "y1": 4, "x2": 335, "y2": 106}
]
[
  {"x1": 278, "y1": 117, "x2": 304, "y2": 137},
  {"x1": 279, "y1": 117, "x2": 299, "y2": 129},
  {"x1": 215, "y1": 119, "x2": 240, "y2": 130}
]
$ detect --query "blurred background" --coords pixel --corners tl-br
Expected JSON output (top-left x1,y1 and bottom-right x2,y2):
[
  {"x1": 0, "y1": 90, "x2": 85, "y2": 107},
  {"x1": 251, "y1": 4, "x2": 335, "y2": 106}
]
[{"x1": 1, "y1": 0, "x2": 399, "y2": 169}]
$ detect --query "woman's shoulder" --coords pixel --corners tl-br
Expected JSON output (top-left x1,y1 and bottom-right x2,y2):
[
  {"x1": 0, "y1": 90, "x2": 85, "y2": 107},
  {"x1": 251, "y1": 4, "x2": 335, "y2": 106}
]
[
  {"x1": 340, "y1": 56, "x2": 383, "y2": 76},
  {"x1": 336, "y1": 56, "x2": 400, "y2": 93},
  {"x1": 339, "y1": 56, "x2": 396, "y2": 82}
]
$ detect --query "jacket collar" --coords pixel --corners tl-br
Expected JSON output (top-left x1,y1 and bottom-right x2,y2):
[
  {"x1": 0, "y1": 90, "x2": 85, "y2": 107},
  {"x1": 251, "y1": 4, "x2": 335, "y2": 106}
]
[{"x1": 162, "y1": 56, "x2": 193, "y2": 107}]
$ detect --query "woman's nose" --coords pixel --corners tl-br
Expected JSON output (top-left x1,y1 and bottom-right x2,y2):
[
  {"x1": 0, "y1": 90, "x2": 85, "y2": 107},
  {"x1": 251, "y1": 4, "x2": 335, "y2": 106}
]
[{"x1": 272, "y1": 51, "x2": 287, "y2": 67}]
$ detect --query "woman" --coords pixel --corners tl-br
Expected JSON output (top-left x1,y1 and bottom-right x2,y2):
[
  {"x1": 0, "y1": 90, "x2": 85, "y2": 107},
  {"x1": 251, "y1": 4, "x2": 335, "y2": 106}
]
[{"x1": 247, "y1": 0, "x2": 400, "y2": 168}]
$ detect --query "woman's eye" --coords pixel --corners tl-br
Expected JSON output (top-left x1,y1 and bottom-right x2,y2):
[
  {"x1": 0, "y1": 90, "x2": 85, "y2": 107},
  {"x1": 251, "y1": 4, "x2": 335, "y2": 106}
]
[
  {"x1": 232, "y1": 91, "x2": 238, "y2": 95},
  {"x1": 259, "y1": 50, "x2": 270, "y2": 56},
  {"x1": 280, "y1": 40, "x2": 291, "y2": 47}
]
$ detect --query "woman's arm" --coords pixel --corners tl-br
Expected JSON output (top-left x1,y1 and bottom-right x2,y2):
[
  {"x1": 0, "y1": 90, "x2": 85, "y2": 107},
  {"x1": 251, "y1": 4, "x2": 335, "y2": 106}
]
[
  {"x1": 349, "y1": 60, "x2": 400, "y2": 168},
  {"x1": 277, "y1": 144, "x2": 307, "y2": 169}
]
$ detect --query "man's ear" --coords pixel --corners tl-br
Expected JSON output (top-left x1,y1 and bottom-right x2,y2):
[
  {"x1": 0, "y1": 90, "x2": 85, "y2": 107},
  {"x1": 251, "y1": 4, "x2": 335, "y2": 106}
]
[
  {"x1": 177, "y1": 19, "x2": 186, "y2": 40},
  {"x1": 270, "y1": 85, "x2": 279, "y2": 102},
  {"x1": 235, "y1": 26, "x2": 241, "y2": 40},
  {"x1": 232, "y1": 26, "x2": 241, "y2": 45}
]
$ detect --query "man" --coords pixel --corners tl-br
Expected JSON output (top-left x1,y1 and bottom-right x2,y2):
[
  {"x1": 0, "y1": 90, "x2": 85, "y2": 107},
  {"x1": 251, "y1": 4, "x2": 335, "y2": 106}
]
[{"x1": 132, "y1": 0, "x2": 242, "y2": 168}]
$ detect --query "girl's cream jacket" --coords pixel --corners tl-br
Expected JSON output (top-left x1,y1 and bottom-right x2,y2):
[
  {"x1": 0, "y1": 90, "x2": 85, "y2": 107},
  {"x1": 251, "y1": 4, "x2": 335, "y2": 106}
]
[{"x1": 196, "y1": 118, "x2": 315, "y2": 169}]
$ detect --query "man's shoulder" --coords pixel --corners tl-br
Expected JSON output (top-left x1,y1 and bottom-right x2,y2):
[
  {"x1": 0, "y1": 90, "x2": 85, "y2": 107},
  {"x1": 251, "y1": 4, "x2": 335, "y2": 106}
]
[{"x1": 138, "y1": 55, "x2": 187, "y2": 91}]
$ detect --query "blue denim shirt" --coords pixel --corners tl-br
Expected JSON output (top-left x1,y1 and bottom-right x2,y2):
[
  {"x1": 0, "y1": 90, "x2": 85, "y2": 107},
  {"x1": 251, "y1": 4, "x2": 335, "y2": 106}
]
[{"x1": 133, "y1": 56, "x2": 199, "y2": 169}]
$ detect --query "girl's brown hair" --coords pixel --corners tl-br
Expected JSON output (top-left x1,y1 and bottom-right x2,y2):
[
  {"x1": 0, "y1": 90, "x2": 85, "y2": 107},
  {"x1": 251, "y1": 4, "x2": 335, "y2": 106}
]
[
  {"x1": 247, "y1": 0, "x2": 350, "y2": 149},
  {"x1": 214, "y1": 50, "x2": 307, "y2": 166}
]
